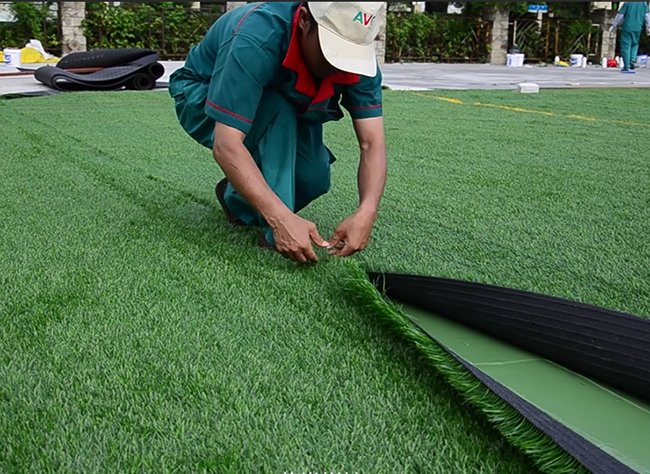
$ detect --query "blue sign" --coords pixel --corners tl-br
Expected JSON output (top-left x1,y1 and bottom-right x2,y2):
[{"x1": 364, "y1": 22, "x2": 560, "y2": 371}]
[{"x1": 528, "y1": 4, "x2": 549, "y2": 13}]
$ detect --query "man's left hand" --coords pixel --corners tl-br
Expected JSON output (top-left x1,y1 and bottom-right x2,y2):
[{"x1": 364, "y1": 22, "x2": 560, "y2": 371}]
[{"x1": 327, "y1": 210, "x2": 376, "y2": 257}]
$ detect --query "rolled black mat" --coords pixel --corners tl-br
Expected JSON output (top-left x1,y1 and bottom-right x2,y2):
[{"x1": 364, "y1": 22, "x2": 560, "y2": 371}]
[
  {"x1": 34, "y1": 52, "x2": 164, "y2": 92},
  {"x1": 55, "y1": 48, "x2": 159, "y2": 70},
  {"x1": 367, "y1": 272, "x2": 650, "y2": 405}
]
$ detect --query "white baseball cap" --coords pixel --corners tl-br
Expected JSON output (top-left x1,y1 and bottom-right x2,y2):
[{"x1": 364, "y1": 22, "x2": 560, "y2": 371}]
[{"x1": 307, "y1": 2, "x2": 384, "y2": 77}]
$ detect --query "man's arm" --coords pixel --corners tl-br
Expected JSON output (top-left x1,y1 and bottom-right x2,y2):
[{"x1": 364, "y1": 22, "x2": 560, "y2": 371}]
[
  {"x1": 212, "y1": 123, "x2": 292, "y2": 229},
  {"x1": 352, "y1": 116, "x2": 387, "y2": 220},
  {"x1": 610, "y1": 12, "x2": 624, "y2": 31},
  {"x1": 205, "y1": 34, "x2": 291, "y2": 225},
  {"x1": 610, "y1": 3, "x2": 626, "y2": 31},
  {"x1": 328, "y1": 65, "x2": 385, "y2": 257},
  {"x1": 213, "y1": 122, "x2": 329, "y2": 263},
  {"x1": 205, "y1": 33, "x2": 328, "y2": 262},
  {"x1": 326, "y1": 116, "x2": 387, "y2": 257}
]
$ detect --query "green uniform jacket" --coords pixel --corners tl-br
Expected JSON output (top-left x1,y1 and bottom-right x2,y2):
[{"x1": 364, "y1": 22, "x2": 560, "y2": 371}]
[
  {"x1": 619, "y1": 1, "x2": 650, "y2": 31},
  {"x1": 169, "y1": 1, "x2": 383, "y2": 147}
]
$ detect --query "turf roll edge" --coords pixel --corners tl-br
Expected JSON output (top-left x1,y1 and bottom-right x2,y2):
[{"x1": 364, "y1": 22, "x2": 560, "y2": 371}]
[
  {"x1": 342, "y1": 262, "x2": 586, "y2": 474},
  {"x1": 343, "y1": 262, "x2": 650, "y2": 474},
  {"x1": 443, "y1": 344, "x2": 638, "y2": 474},
  {"x1": 366, "y1": 272, "x2": 650, "y2": 405}
]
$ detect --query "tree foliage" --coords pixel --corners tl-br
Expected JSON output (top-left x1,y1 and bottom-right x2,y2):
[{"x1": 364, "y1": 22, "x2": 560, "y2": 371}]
[
  {"x1": 0, "y1": 2, "x2": 59, "y2": 51},
  {"x1": 81, "y1": 2, "x2": 224, "y2": 58},
  {"x1": 386, "y1": 11, "x2": 491, "y2": 63},
  {"x1": 458, "y1": 2, "x2": 592, "y2": 19}
]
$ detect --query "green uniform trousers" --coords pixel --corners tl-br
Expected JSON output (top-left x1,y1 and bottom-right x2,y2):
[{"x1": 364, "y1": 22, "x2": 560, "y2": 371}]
[
  {"x1": 620, "y1": 30, "x2": 641, "y2": 69},
  {"x1": 222, "y1": 90, "x2": 334, "y2": 246}
]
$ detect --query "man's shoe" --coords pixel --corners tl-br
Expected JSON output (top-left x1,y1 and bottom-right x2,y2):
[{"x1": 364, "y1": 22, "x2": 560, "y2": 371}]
[
  {"x1": 257, "y1": 233, "x2": 277, "y2": 251},
  {"x1": 215, "y1": 178, "x2": 245, "y2": 226},
  {"x1": 631, "y1": 62, "x2": 636, "y2": 70},
  {"x1": 621, "y1": 68, "x2": 636, "y2": 74}
]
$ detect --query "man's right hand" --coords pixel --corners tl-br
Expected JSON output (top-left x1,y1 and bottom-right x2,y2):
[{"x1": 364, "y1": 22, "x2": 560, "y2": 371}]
[{"x1": 271, "y1": 213, "x2": 330, "y2": 263}]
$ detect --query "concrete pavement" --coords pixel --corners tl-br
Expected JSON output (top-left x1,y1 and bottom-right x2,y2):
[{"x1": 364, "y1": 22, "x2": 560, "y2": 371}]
[
  {"x1": 381, "y1": 62, "x2": 650, "y2": 90},
  {"x1": 2, "y1": 61, "x2": 650, "y2": 97}
]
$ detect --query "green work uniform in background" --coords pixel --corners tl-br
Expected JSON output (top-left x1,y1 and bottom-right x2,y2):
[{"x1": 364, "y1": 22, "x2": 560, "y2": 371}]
[
  {"x1": 168, "y1": 2, "x2": 383, "y2": 245},
  {"x1": 616, "y1": 1, "x2": 650, "y2": 69}
]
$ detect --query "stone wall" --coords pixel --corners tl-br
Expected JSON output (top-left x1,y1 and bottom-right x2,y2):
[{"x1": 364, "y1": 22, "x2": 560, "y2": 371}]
[
  {"x1": 60, "y1": 2, "x2": 87, "y2": 54},
  {"x1": 592, "y1": 9, "x2": 619, "y2": 60},
  {"x1": 486, "y1": 6, "x2": 509, "y2": 65}
]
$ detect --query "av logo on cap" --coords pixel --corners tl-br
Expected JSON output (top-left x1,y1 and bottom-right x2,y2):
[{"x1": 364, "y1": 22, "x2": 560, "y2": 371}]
[
  {"x1": 308, "y1": 1, "x2": 385, "y2": 76},
  {"x1": 353, "y1": 11, "x2": 376, "y2": 26}
]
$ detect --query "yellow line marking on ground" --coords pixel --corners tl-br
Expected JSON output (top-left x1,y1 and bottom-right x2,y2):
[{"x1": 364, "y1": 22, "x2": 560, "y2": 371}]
[
  {"x1": 474, "y1": 102, "x2": 561, "y2": 118},
  {"x1": 438, "y1": 96, "x2": 464, "y2": 104},
  {"x1": 475, "y1": 102, "x2": 599, "y2": 121},
  {"x1": 612, "y1": 119, "x2": 650, "y2": 128},
  {"x1": 411, "y1": 91, "x2": 650, "y2": 128},
  {"x1": 411, "y1": 92, "x2": 464, "y2": 104}
]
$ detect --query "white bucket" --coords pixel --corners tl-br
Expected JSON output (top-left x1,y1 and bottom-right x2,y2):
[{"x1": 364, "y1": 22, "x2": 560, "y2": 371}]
[
  {"x1": 570, "y1": 54, "x2": 583, "y2": 67},
  {"x1": 3, "y1": 48, "x2": 22, "y2": 67},
  {"x1": 515, "y1": 53, "x2": 525, "y2": 67},
  {"x1": 507, "y1": 53, "x2": 525, "y2": 67},
  {"x1": 636, "y1": 54, "x2": 648, "y2": 66}
]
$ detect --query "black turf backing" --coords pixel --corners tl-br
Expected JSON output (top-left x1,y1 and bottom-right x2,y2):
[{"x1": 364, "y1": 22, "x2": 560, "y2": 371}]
[
  {"x1": 56, "y1": 48, "x2": 159, "y2": 69},
  {"x1": 367, "y1": 273, "x2": 650, "y2": 405}
]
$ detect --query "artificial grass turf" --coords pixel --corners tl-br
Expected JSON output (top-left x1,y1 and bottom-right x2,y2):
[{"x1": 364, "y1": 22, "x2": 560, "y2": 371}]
[
  {"x1": 333, "y1": 89, "x2": 650, "y2": 318},
  {"x1": 1, "y1": 88, "x2": 648, "y2": 473}
]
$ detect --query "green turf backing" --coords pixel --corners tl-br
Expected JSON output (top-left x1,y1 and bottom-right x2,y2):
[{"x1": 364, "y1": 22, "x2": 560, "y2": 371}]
[
  {"x1": 1, "y1": 88, "x2": 648, "y2": 473},
  {"x1": 401, "y1": 303, "x2": 650, "y2": 474}
]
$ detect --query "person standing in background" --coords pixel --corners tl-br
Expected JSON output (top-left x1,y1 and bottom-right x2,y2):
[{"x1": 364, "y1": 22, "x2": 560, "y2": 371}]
[{"x1": 609, "y1": 1, "x2": 650, "y2": 73}]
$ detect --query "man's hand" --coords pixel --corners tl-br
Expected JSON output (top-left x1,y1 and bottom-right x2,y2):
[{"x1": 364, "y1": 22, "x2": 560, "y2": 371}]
[
  {"x1": 328, "y1": 210, "x2": 376, "y2": 258},
  {"x1": 325, "y1": 115, "x2": 386, "y2": 258},
  {"x1": 271, "y1": 213, "x2": 330, "y2": 263}
]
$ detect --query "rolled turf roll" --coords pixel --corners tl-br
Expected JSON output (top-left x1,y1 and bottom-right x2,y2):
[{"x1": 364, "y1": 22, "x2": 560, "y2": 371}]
[
  {"x1": 34, "y1": 51, "x2": 164, "y2": 92},
  {"x1": 368, "y1": 272, "x2": 650, "y2": 404},
  {"x1": 362, "y1": 271, "x2": 650, "y2": 474}
]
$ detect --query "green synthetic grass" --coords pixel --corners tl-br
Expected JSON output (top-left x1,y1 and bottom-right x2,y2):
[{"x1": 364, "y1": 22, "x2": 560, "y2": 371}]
[
  {"x1": 1, "y1": 88, "x2": 648, "y2": 473},
  {"x1": 343, "y1": 265, "x2": 590, "y2": 474}
]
